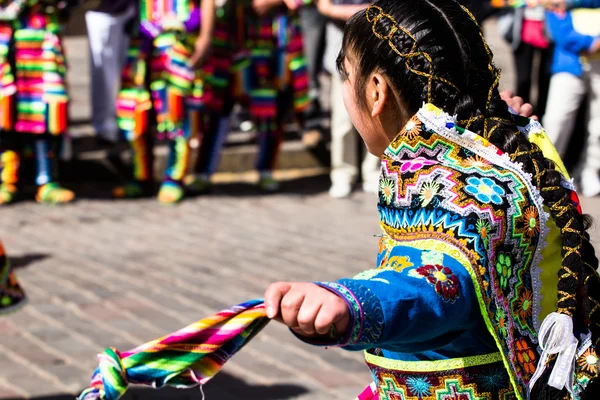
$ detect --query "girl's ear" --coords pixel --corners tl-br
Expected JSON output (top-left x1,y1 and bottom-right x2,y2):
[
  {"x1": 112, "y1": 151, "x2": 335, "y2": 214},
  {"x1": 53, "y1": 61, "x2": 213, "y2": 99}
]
[{"x1": 370, "y1": 73, "x2": 389, "y2": 118}]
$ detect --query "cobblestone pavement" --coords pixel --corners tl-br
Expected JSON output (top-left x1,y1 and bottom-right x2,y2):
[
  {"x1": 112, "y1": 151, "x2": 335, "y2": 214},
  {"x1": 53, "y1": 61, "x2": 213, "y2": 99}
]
[
  {"x1": 2, "y1": 177, "x2": 600, "y2": 400},
  {"x1": 0, "y1": 177, "x2": 378, "y2": 400}
]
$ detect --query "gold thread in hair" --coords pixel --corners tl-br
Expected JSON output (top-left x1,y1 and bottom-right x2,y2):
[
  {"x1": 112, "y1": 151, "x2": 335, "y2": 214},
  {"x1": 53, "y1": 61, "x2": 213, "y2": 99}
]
[{"x1": 365, "y1": 5, "x2": 460, "y2": 103}]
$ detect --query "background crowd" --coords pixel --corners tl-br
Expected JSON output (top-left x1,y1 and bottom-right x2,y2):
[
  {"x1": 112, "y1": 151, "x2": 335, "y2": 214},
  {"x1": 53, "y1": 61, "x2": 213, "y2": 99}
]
[{"x1": 0, "y1": 0, "x2": 598, "y2": 207}]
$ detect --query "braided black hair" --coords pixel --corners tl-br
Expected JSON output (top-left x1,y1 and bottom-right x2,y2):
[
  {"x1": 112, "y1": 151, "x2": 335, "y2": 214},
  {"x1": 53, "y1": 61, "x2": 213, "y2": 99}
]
[{"x1": 339, "y1": 0, "x2": 600, "y2": 398}]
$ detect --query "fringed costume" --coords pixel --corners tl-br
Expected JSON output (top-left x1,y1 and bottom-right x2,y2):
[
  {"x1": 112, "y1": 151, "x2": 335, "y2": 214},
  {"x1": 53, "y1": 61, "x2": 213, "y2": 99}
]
[
  {"x1": 0, "y1": 0, "x2": 74, "y2": 205},
  {"x1": 189, "y1": 0, "x2": 309, "y2": 192},
  {"x1": 0, "y1": 240, "x2": 26, "y2": 314},
  {"x1": 115, "y1": 0, "x2": 203, "y2": 204}
]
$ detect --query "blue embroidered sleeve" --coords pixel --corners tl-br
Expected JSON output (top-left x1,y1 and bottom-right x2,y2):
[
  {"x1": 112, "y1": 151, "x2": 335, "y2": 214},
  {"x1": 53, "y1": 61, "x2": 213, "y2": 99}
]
[{"x1": 313, "y1": 245, "x2": 482, "y2": 353}]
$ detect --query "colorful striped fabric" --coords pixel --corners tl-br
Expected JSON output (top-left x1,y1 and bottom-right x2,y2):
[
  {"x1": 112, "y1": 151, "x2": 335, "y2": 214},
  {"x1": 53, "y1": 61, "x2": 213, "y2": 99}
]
[
  {"x1": 139, "y1": 0, "x2": 197, "y2": 32},
  {"x1": 79, "y1": 300, "x2": 270, "y2": 400},
  {"x1": 0, "y1": 1, "x2": 69, "y2": 135},
  {"x1": 117, "y1": 32, "x2": 200, "y2": 142}
]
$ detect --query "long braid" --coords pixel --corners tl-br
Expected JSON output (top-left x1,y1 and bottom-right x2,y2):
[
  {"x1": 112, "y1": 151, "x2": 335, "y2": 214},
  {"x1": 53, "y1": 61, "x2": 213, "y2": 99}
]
[
  {"x1": 345, "y1": 1, "x2": 600, "y2": 397},
  {"x1": 456, "y1": 7, "x2": 600, "y2": 398}
]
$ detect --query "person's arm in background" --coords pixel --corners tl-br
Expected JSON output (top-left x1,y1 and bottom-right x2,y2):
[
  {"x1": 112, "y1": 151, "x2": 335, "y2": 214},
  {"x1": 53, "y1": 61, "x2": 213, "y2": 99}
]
[
  {"x1": 190, "y1": 0, "x2": 215, "y2": 67},
  {"x1": 317, "y1": 0, "x2": 368, "y2": 21},
  {"x1": 546, "y1": 10, "x2": 597, "y2": 53}
]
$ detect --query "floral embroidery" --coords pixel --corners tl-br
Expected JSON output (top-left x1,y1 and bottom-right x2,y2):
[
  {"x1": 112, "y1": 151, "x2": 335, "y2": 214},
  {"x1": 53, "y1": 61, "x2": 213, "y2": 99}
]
[
  {"x1": 412, "y1": 265, "x2": 460, "y2": 302},
  {"x1": 477, "y1": 368, "x2": 508, "y2": 391},
  {"x1": 387, "y1": 256, "x2": 413, "y2": 272},
  {"x1": 419, "y1": 181, "x2": 440, "y2": 207},
  {"x1": 495, "y1": 253, "x2": 512, "y2": 290},
  {"x1": 353, "y1": 268, "x2": 391, "y2": 281},
  {"x1": 400, "y1": 157, "x2": 437, "y2": 173},
  {"x1": 476, "y1": 220, "x2": 491, "y2": 249},
  {"x1": 461, "y1": 155, "x2": 489, "y2": 169},
  {"x1": 495, "y1": 308, "x2": 508, "y2": 338},
  {"x1": 406, "y1": 376, "x2": 431, "y2": 397},
  {"x1": 421, "y1": 250, "x2": 444, "y2": 266},
  {"x1": 464, "y1": 177, "x2": 505, "y2": 205},
  {"x1": 380, "y1": 178, "x2": 396, "y2": 205},
  {"x1": 523, "y1": 207, "x2": 540, "y2": 238},
  {"x1": 516, "y1": 289, "x2": 533, "y2": 320},
  {"x1": 399, "y1": 118, "x2": 423, "y2": 140},
  {"x1": 515, "y1": 338, "x2": 536, "y2": 375},
  {"x1": 578, "y1": 348, "x2": 598, "y2": 374}
]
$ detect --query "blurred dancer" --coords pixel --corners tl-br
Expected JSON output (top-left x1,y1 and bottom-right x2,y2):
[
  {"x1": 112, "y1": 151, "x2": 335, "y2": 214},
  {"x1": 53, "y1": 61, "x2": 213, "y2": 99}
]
[
  {"x1": 0, "y1": 0, "x2": 76, "y2": 205},
  {"x1": 113, "y1": 0, "x2": 215, "y2": 204},
  {"x1": 544, "y1": 5, "x2": 600, "y2": 196},
  {"x1": 86, "y1": 0, "x2": 136, "y2": 145},
  {"x1": 189, "y1": 0, "x2": 309, "y2": 192}
]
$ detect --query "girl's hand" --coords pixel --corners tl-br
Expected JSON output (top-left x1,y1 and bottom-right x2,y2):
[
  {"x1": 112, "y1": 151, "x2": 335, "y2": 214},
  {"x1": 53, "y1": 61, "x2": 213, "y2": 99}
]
[
  {"x1": 500, "y1": 90, "x2": 537, "y2": 120},
  {"x1": 264, "y1": 282, "x2": 351, "y2": 338}
]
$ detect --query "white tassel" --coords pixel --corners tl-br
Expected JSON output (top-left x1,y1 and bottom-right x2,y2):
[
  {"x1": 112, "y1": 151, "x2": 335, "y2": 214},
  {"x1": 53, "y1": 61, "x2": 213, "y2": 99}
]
[{"x1": 529, "y1": 312, "x2": 578, "y2": 398}]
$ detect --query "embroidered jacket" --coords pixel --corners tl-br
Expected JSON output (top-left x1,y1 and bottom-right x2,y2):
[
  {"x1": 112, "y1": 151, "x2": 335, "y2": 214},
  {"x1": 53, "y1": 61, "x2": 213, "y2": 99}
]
[{"x1": 313, "y1": 104, "x2": 597, "y2": 400}]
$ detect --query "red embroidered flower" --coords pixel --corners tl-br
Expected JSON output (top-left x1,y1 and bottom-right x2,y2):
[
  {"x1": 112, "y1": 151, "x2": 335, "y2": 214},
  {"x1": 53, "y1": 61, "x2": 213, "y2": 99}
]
[
  {"x1": 516, "y1": 338, "x2": 537, "y2": 375},
  {"x1": 415, "y1": 265, "x2": 460, "y2": 302}
]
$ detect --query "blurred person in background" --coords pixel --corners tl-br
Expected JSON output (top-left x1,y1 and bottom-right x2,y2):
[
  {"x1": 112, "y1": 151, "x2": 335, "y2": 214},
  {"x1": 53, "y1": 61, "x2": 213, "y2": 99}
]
[
  {"x1": 498, "y1": 3, "x2": 552, "y2": 115},
  {"x1": 112, "y1": 0, "x2": 215, "y2": 204},
  {"x1": 543, "y1": 1, "x2": 600, "y2": 197},
  {"x1": 188, "y1": 0, "x2": 309, "y2": 193},
  {"x1": 317, "y1": 0, "x2": 380, "y2": 198},
  {"x1": 299, "y1": 3, "x2": 326, "y2": 122},
  {"x1": 86, "y1": 0, "x2": 136, "y2": 146},
  {"x1": 0, "y1": 0, "x2": 77, "y2": 205}
]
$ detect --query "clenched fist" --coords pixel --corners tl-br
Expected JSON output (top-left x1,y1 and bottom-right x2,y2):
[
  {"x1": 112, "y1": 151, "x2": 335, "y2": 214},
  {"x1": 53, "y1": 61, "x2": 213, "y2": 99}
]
[{"x1": 264, "y1": 282, "x2": 351, "y2": 339}]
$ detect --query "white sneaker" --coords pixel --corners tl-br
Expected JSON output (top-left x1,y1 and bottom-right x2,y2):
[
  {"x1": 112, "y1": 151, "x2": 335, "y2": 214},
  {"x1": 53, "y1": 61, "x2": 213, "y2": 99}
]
[
  {"x1": 329, "y1": 181, "x2": 353, "y2": 198},
  {"x1": 580, "y1": 168, "x2": 600, "y2": 198}
]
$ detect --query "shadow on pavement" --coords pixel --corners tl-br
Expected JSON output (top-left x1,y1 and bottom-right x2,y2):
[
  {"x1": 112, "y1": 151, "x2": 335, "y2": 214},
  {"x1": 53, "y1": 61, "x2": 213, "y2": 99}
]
[
  {"x1": 7, "y1": 372, "x2": 309, "y2": 400},
  {"x1": 10, "y1": 253, "x2": 51, "y2": 270}
]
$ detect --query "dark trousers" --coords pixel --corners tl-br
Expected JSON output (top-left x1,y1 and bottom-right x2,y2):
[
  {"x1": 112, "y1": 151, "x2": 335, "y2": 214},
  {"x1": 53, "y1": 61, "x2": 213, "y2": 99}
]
[{"x1": 514, "y1": 42, "x2": 553, "y2": 116}]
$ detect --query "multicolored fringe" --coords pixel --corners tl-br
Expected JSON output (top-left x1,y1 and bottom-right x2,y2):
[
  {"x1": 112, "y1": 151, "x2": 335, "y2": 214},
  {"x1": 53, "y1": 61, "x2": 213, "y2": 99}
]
[
  {"x1": 79, "y1": 300, "x2": 270, "y2": 400},
  {"x1": 0, "y1": 23, "x2": 15, "y2": 131},
  {"x1": 164, "y1": 134, "x2": 190, "y2": 181},
  {"x1": 0, "y1": 149, "x2": 19, "y2": 185},
  {"x1": 12, "y1": 11, "x2": 69, "y2": 136},
  {"x1": 118, "y1": 32, "x2": 198, "y2": 141},
  {"x1": 0, "y1": 239, "x2": 27, "y2": 315},
  {"x1": 130, "y1": 135, "x2": 151, "y2": 182},
  {"x1": 140, "y1": 0, "x2": 193, "y2": 28},
  {"x1": 201, "y1": 9, "x2": 309, "y2": 120}
]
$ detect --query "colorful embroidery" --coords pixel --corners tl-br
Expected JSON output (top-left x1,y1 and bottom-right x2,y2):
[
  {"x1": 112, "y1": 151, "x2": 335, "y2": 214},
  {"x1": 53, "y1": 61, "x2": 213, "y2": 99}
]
[
  {"x1": 380, "y1": 177, "x2": 396, "y2": 205},
  {"x1": 316, "y1": 280, "x2": 384, "y2": 347},
  {"x1": 419, "y1": 181, "x2": 440, "y2": 207},
  {"x1": 411, "y1": 265, "x2": 460, "y2": 303},
  {"x1": 514, "y1": 338, "x2": 536, "y2": 376},
  {"x1": 476, "y1": 220, "x2": 492, "y2": 249},
  {"x1": 577, "y1": 348, "x2": 598, "y2": 375},
  {"x1": 375, "y1": 103, "x2": 570, "y2": 398},
  {"x1": 495, "y1": 253, "x2": 512, "y2": 290},
  {"x1": 522, "y1": 207, "x2": 540, "y2": 238},
  {"x1": 366, "y1": 350, "x2": 514, "y2": 400},
  {"x1": 464, "y1": 177, "x2": 505, "y2": 205},
  {"x1": 495, "y1": 308, "x2": 508, "y2": 338}
]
